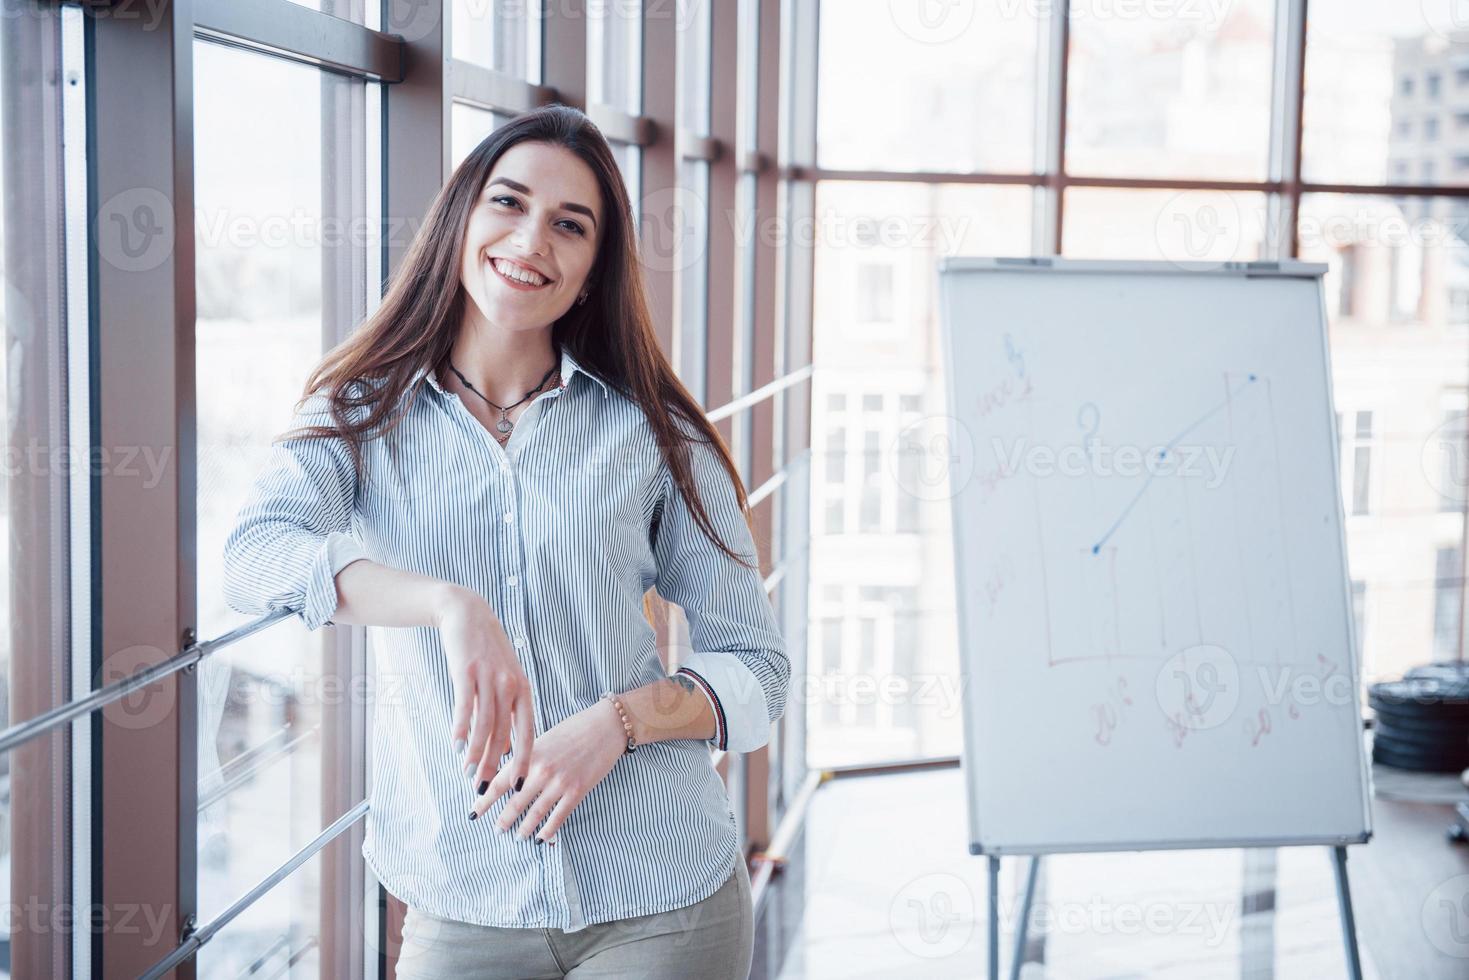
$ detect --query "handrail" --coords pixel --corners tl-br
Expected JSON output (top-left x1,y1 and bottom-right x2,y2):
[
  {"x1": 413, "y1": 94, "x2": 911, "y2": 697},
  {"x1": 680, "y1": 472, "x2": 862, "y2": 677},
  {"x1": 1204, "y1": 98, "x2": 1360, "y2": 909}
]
[
  {"x1": 705, "y1": 364, "x2": 813, "y2": 423},
  {"x1": 138, "y1": 798, "x2": 371, "y2": 980},
  {"x1": 0, "y1": 607, "x2": 296, "y2": 756}
]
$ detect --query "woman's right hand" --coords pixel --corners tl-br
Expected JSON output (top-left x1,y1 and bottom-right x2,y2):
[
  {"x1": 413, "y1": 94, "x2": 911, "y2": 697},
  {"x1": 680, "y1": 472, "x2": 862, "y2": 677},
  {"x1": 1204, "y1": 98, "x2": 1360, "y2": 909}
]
[{"x1": 432, "y1": 584, "x2": 536, "y2": 794}]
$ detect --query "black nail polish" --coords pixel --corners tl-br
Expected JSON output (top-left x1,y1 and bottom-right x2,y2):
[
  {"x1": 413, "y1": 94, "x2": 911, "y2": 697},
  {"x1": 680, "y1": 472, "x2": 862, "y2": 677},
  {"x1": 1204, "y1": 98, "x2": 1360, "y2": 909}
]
[
  {"x1": 477, "y1": 780, "x2": 489, "y2": 795},
  {"x1": 468, "y1": 811, "x2": 478, "y2": 821},
  {"x1": 514, "y1": 776, "x2": 525, "y2": 792},
  {"x1": 534, "y1": 836, "x2": 543, "y2": 845}
]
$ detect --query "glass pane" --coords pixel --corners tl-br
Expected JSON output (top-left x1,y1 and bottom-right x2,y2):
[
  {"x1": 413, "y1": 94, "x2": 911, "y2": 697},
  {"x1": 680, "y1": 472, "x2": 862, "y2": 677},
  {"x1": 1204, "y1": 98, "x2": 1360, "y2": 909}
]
[
  {"x1": 808, "y1": 182, "x2": 1031, "y2": 768},
  {"x1": 675, "y1": 158, "x2": 710, "y2": 401},
  {"x1": 452, "y1": 101, "x2": 506, "y2": 171},
  {"x1": 280, "y1": 0, "x2": 375, "y2": 27},
  {"x1": 196, "y1": 836, "x2": 354, "y2": 977},
  {"x1": 816, "y1": 0, "x2": 1040, "y2": 174},
  {"x1": 1302, "y1": 2, "x2": 1469, "y2": 186},
  {"x1": 1065, "y1": 0, "x2": 1275, "y2": 180},
  {"x1": 1298, "y1": 192, "x2": 1469, "y2": 689},
  {"x1": 195, "y1": 40, "x2": 355, "y2": 926},
  {"x1": 677, "y1": 0, "x2": 712, "y2": 135},
  {"x1": 589, "y1": 0, "x2": 642, "y2": 114},
  {"x1": 615, "y1": 141, "x2": 642, "y2": 226},
  {"x1": 1061, "y1": 188, "x2": 1270, "y2": 263},
  {"x1": 453, "y1": 0, "x2": 541, "y2": 80}
]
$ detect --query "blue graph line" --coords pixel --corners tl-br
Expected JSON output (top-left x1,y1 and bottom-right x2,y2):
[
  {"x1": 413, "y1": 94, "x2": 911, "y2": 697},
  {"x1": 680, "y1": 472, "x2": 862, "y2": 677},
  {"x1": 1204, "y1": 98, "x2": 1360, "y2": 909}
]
[{"x1": 1089, "y1": 373, "x2": 1258, "y2": 555}]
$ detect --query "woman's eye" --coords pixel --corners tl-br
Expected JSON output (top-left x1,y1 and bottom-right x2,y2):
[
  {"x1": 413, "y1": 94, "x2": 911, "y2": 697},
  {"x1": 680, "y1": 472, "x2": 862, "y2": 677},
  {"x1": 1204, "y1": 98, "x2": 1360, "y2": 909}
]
[{"x1": 492, "y1": 196, "x2": 584, "y2": 236}]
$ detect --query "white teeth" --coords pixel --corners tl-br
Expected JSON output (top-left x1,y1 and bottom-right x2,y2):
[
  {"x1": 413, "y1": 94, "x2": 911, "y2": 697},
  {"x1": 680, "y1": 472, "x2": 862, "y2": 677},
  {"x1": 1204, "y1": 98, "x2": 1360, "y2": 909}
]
[{"x1": 492, "y1": 258, "x2": 547, "y2": 286}]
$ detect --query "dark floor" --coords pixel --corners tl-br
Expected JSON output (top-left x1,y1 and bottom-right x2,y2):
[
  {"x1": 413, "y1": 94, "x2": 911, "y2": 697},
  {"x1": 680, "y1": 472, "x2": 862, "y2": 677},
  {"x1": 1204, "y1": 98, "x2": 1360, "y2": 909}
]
[{"x1": 750, "y1": 764, "x2": 1469, "y2": 979}]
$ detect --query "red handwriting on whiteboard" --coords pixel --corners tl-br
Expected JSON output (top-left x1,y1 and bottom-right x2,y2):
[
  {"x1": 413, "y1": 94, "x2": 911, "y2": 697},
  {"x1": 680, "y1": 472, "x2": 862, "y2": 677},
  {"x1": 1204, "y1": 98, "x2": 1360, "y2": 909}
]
[
  {"x1": 981, "y1": 554, "x2": 1015, "y2": 618},
  {"x1": 1090, "y1": 676, "x2": 1133, "y2": 746},
  {"x1": 1244, "y1": 707, "x2": 1272, "y2": 747},
  {"x1": 974, "y1": 375, "x2": 1034, "y2": 419},
  {"x1": 1165, "y1": 711, "x2": 1189, "y2": 748}
]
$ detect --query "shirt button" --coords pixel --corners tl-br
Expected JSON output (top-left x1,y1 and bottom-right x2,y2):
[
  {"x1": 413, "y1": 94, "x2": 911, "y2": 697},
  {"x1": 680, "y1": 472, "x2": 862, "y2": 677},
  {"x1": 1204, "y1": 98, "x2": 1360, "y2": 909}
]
[
  {"x1": 514, "y1": 636, "x2": 527, "y2": 649},
  {"x1": 507, "y1": 575, "x2": 519, "y2": 587},
  {"x1": 503, "y1": 511, "x2": 514, "y2": 524}
]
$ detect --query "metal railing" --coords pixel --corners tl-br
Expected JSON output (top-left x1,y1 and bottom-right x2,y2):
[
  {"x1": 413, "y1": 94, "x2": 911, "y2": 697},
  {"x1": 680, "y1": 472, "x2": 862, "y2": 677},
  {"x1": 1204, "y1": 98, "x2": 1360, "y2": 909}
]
[{"x1": 0, "y1": 607, "x2": 296, "y2": 756}]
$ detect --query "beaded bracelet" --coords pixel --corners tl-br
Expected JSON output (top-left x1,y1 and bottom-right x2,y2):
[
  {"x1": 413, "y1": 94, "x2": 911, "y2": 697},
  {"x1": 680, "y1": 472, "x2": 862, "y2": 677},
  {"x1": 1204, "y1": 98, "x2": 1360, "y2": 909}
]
[{"x1": 601, "y1": 691, "x2": 638, "y2": 754}]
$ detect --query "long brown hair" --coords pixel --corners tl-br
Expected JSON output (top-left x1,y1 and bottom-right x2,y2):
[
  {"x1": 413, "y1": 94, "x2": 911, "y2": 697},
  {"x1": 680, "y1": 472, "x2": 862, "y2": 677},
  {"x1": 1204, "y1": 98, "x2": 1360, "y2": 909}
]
[{"x1": 285, "y1": 103, "x2": 758, "y2": 572}]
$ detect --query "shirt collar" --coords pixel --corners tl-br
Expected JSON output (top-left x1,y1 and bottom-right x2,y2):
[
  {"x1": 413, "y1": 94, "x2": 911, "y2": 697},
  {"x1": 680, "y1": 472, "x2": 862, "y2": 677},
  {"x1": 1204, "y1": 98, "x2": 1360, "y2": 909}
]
[{"x1": 419, "y1": 345, "x2": 610, "y2": 400}]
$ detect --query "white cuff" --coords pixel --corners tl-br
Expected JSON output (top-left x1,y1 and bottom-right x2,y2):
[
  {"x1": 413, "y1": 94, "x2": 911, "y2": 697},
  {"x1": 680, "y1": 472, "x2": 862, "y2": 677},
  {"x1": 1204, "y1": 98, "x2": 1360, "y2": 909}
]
[{"x1": 675, "y1": 650, "x2": 772, "y2": 754}]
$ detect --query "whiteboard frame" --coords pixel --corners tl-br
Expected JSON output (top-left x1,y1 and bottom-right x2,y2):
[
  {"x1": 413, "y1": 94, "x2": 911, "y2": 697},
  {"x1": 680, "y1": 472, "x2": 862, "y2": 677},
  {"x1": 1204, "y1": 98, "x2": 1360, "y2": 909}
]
[{"x1": 936, "y1": 257, "x2": 1374, "y2": 857}]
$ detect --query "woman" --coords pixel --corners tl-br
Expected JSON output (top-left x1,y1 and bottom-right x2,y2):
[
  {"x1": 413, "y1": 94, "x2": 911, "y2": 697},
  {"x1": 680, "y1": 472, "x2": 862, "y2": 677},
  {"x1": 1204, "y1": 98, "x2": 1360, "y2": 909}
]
[{"x1": 222, "y1": 103, "x2": 789, "y2": 979}]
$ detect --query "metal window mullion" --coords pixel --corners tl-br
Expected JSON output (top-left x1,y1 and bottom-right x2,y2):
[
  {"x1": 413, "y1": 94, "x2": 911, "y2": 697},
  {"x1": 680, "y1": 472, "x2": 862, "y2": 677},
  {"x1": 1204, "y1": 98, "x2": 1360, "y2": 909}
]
[
  {"x1": 1266, "y1": 0, "x2": 1307, "y2": 260},
  {"x1": 450, "y1": 57, "x2": 555, "y2": 115},
  {"x1": 193, "y1": 0, "x2": 403, "y2": 82},
  {"x1": 1033, "y1": 0, "x2": 1068, "y2": 255}
]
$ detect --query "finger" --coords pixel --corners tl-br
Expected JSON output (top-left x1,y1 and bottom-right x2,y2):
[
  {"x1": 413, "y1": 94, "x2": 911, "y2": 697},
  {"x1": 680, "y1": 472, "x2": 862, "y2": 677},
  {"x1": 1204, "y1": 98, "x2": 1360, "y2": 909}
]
[
  {"x1": 533, "y1": 793, "x2": 577, "y2": 843},
  {"x1": 473, "y1": 684, "x2": 514, "y2": 788},
  {"x1": 464, "y1": 676, "x2": 497, "y2": 779},
  {"x1": 475, "y1": 767, "x2": 536, "y2": 822},
  {"x1": 515, "y1": 787, "x2": 561, "y2": 840},
  {"x1": 449, "y1": 672, "x2": 473, "y2": 751},
  {"x1": 511, "y1": 683, "x2": 536, "y2": 784}
]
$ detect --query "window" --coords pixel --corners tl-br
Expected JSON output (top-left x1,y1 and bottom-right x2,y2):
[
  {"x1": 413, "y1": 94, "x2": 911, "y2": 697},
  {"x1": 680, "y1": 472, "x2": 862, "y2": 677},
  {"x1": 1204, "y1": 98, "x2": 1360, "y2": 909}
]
[
  {"x1": 193, "y1": 40, "x2": 377, "y2": 970},
  {"x1": 1427, "y1": 71, "x2": 1442, "y2": 99},
  {"x1": 1402, "y1": 75, "x2": 1415, "y2": 97},
  {"x1": 1435, "y1": 547, "x2": 1462, "y2": 661},
  {"x1": 1062, "y1": 188, "x2": 1269, "y2": 264},
  {"x1": 1437, "y1": 398, "x2": 1468, "y2": 513},
  {"x1": 452, "y1": 0, "x2": 541, "y2": 79},
  {"x1": 1065, "y1": 0, "x2": 1276, "y2": 181},
  {"x1": 1351, "y1": 579, "x2": 1367, "y2": 666},
  {"x1": 817, "y1": 0, "x2": 1040, "y2": 174},
  {"x1": 855, "y1": 261, "x2": 895, "y2": 325},
  {"x1": 1350, "y1": 410, "x2": 1373, "y2": 516},
  {"x1": 1425, "y1": 116, "x2": 1440, "y2": 140},
  {"x1": 451, "y1": 102, "x2": 509, "y2": 170}
]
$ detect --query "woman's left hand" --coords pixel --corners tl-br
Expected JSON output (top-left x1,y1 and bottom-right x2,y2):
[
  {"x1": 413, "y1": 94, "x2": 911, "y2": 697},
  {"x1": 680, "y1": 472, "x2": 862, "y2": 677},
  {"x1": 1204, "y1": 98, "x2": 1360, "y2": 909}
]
[{"x1": 469, "y1": 697, "x2": 627, "y2": 842}]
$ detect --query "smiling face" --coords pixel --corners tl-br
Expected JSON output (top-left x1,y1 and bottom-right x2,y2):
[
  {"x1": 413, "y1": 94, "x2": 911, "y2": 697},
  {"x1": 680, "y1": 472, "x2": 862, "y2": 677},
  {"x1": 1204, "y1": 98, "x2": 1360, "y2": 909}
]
[{"x1": 458, "y1": 140, "x2": 604, "y2": 334}]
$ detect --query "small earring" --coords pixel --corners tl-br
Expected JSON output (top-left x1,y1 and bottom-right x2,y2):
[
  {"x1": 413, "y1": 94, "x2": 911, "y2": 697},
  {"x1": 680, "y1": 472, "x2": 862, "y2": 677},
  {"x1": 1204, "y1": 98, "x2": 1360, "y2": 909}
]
[{"x1": 577, "y1": 290, "x2": 588, "y2": 305}]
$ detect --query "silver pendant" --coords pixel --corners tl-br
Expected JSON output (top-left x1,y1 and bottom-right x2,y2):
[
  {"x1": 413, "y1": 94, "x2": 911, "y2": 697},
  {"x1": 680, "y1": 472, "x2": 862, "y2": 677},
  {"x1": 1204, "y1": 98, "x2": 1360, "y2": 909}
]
[{"x1": 496, "y1": 416, "x2": 513, "y2": 434}]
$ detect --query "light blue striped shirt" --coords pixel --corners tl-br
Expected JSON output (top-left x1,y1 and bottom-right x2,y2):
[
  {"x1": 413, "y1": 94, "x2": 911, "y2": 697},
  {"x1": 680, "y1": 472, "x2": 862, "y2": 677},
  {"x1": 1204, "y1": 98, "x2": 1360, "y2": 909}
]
[{"x1": 221, "y1": 345, "x2": 790, "y2": 931}]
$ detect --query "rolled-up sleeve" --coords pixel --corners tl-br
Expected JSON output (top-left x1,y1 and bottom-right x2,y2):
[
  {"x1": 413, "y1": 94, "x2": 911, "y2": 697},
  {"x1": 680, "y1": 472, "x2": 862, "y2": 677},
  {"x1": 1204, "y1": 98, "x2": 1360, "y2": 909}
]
[
  {"x1": 654, "y1": 433, "x2": 790, "y2": 754},
  {"x1": 222, "y1": 391, "x2": 370, "y2": 631}
]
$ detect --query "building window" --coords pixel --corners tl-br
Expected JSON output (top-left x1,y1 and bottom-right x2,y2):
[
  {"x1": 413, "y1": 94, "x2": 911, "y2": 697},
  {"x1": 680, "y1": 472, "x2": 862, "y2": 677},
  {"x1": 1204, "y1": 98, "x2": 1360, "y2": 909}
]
[
  {"x1": 1402, "y1": 74, "x2": 1415, "y2": 96},
  {"x1": 1336, "y1": 245, "x2": 1358, "y2": 317},
  {"x1": 1438, "y1": 399, "x2": 1468, "y2": 512},
  {"x1": 856, "y1": 261, "x2": 896, "y2": 325},
  {"x1": 1349, "y1": 410, "x2": 1373, "y2": 516},
  {"x1": 1395, "y1": 119, "x2": 1412, "y2": 138},
  {"x1": 860, "y1": 429, "x2": 883, "y2": 531},
  {"x1": 1428, "y1": 71, "x2": 1442, "y2": 99},
  {"x1": 1351, "y1": 579, "x2": 1366, "y2": 666},
  {"x1": 1422, "y1": 160, "x2": 1437, "y2": 183},
  {"x1": 1426, "y1": 116, "x2": 1440, "y2": 140},
  {"x1": 1435, "y1": 547, "x2": 1462, "y2": 661}
]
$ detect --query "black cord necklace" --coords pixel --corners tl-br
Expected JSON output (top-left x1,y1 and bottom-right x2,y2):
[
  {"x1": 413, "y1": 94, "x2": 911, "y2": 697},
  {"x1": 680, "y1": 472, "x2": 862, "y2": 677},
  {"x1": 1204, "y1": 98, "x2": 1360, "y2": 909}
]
[{"x1": 447, "y1": 351, "x2": 560, "y2": 440}]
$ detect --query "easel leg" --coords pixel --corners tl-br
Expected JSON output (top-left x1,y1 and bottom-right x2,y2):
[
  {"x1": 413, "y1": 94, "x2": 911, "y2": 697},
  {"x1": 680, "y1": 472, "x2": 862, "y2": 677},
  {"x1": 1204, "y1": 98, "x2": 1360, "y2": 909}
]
[
  {"x1": 1009, "y1": 856, "x2": 1041, "y2": 980},
  {"x1": 1331, "y1": 845, "x2": 1364, "y2": 980},
  {"x1": 988, "y1": 855, "x2": 1000, "y2": 980}
]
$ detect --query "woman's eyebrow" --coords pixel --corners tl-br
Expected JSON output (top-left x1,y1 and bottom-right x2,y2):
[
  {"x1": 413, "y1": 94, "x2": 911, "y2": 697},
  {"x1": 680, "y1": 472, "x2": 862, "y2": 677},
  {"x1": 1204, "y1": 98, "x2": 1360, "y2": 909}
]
[{"x1": 487, "y1": 176, "x2": 598, "y2": 228}]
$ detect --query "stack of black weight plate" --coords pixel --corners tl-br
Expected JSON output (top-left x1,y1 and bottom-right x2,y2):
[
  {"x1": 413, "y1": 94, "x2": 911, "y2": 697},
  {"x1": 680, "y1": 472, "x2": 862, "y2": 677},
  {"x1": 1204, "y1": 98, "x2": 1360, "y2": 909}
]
[{"x1": 1368, "y1": 664, "x2": 1469, "y2": 773}]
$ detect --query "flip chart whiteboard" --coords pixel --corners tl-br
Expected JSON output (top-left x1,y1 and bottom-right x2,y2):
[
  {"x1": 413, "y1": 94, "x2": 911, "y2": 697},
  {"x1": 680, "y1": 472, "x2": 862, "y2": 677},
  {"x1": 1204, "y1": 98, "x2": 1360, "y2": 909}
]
[{"x1": 936, "y1": 258, "x2": 1373, "y2": 855}]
